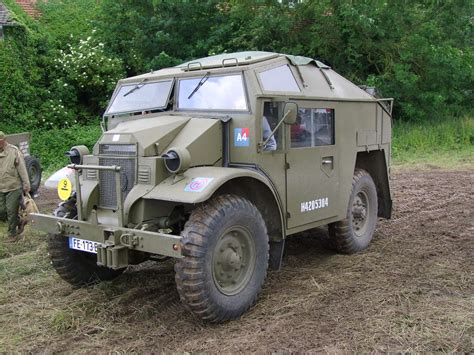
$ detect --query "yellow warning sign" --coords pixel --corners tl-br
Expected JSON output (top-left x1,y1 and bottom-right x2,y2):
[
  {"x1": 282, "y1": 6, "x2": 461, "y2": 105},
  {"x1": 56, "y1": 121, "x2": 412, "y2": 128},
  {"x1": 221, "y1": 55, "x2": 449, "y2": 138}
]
[{"x1": 57, "y1": 178, "x2": 72, "y2": 201}]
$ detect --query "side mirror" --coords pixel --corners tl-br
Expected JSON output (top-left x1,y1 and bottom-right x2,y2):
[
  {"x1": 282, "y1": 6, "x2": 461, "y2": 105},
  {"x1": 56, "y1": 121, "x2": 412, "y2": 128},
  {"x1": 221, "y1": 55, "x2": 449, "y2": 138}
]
[{"x1": 283, "y1": 102, "x2": 298, "y2": 125}]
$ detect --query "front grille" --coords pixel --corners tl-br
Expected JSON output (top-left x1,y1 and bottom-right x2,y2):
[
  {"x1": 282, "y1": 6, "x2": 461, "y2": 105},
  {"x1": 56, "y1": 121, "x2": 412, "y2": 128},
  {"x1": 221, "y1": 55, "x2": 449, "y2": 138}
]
[
  {"x1": 99, "y1": 144, "x2": 136, "y2": 209},
  {"x1": 100, "y1": 144, "x2": 136, "y2": 156}
]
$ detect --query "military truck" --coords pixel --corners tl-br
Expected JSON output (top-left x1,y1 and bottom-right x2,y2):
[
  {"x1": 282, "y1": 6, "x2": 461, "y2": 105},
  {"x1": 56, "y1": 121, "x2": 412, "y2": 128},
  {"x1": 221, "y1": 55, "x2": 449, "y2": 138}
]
[
  {"x1": 32, "y1": 51, "x2": 393, "y2": 322},
  {"x1": 6, "y1": 132, "x2": 42, "y2": 195}
]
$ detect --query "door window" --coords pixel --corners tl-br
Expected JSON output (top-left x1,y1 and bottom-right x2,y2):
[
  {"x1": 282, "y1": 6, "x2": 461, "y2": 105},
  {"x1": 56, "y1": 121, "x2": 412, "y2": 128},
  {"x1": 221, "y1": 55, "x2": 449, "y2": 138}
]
[
  {"x1": 262, "y1": 102, "x2": 284, "y2": 151},
  {"x1": 291, "y1": 108, "x2": 334, "y2": 148}
]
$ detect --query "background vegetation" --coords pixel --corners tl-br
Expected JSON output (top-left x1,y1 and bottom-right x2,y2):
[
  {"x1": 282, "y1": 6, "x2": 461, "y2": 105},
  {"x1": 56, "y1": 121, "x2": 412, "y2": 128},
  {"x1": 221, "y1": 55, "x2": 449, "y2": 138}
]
[{"x1": 0, "y1": 0, "x2": 472, "y2": 172}]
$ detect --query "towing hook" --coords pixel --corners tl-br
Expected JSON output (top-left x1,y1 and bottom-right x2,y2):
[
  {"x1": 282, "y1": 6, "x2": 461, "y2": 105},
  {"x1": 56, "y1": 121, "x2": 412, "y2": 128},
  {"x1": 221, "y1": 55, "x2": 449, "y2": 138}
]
[
  {"x1": 56, "y1": 221, "x2": 64, "y2": 234},
  {"x1": 120, "y1": 233, "x2": 139, "y2": 248}
]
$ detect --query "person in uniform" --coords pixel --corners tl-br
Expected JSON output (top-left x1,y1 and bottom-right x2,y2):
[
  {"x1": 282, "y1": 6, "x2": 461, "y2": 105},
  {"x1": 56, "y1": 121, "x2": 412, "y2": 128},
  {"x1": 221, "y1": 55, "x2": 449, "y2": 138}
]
[{"x1": 0, "y1": 131, "x2": 30, "y2": 242}]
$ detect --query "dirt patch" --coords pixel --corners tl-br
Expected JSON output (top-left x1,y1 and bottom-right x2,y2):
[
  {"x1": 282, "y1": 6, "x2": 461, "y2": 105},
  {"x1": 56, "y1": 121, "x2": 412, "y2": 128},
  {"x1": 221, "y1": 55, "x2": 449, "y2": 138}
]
[{"x1": 0, "y1": 169, "x2": 472, "y2": 352}]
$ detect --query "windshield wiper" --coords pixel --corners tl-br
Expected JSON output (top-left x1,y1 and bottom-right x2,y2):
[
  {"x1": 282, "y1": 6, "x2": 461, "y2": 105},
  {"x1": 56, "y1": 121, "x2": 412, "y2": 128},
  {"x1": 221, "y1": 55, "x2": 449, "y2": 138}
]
[
  {"x1": 123, "y1": 79, "x2": 146, "y2": 97},
  {"x1": 187, "y1": 72, "x2": 210, "y2": 99}
]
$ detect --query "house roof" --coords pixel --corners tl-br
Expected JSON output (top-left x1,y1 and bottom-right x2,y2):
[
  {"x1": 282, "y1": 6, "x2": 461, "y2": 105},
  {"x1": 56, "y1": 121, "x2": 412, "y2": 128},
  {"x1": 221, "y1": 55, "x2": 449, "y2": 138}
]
[
  {"x1": 0, "y1": 2, "x2": 16, "y2": 26},
  {"x1": 15, "y1": 0, "x2": 39, "y2": 18}
]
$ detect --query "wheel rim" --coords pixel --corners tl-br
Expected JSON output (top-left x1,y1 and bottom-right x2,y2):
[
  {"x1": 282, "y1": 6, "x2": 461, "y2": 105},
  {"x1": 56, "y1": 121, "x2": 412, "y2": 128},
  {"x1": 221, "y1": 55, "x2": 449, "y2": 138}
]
[
  {"x1": 351, "y1": 191, "x2": 370, "y2": 237},
  {"x1": 29, "y1": 164, "x2": 40, "y2": 186},
  {"x1": 212, "y1": 226, "x2": 256, "y2": 296}
]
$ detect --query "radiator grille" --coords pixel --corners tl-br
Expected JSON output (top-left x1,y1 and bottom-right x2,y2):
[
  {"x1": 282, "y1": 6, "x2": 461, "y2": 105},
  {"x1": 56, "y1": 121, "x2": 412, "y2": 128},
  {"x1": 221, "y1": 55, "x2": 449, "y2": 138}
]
[
  {"x1": 100, "y1": 144, "x2": 136, "y2": 156},
  {"x1": 99, "y1": 145, "x2": 136, "y2": 208}
]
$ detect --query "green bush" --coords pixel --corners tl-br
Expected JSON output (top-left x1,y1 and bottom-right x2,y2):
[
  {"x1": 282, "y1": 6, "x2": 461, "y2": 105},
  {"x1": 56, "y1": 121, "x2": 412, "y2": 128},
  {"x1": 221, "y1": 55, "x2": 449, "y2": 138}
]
[
  {"x1": 29, "y1": 124, "x2": 102, "y2": 175},
  {"x1": 52, "y1": 34, "x2": 124, "y2": 124}
]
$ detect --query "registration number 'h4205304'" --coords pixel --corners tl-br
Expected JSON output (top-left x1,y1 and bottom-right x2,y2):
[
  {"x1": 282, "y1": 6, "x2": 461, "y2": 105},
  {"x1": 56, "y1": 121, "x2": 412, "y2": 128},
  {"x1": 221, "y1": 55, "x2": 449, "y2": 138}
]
[{"x1": 69, "y1": 237, "x2": 99, "y2": 254}]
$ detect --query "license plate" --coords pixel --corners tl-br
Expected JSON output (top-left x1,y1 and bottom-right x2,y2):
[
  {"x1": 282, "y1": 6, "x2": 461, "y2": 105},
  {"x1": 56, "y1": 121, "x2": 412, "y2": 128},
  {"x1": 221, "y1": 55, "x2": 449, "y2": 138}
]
[{"x1": 69, "y1": 237, "x2": 99, "y2": 254}]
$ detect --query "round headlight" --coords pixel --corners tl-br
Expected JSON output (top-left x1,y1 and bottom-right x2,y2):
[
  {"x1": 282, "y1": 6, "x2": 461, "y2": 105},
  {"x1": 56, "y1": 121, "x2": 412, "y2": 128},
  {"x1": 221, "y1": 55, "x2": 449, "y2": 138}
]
[
  {"x1": 65, "y1": 145, "x2": 90, "y2": 165},
  {"x1": 161, "y1": 147, "x2": 191, "y2": 174}
]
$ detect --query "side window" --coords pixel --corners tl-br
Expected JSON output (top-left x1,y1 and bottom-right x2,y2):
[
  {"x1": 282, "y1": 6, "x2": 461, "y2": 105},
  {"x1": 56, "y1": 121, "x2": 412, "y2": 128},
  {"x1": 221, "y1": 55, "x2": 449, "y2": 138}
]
[
  {"x1": 258, "y1": 65, "x2": 300, "y2": 92},
  {"x1": 291, "y1": 108, "x2": 334, "y2": 148},
  {"x1": 262, "y1": 102, "x2": 284, "y2": 151}
]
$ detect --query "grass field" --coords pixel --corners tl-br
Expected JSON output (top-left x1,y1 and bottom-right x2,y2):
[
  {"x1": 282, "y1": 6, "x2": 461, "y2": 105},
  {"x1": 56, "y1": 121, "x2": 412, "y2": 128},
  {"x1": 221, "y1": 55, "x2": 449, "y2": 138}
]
[
  {"x1": 392, "y1": 116, "x2": 473, "y2": 168},
  {"x1": 0, "y1": 166, "x2": 472, "y2": 352}
]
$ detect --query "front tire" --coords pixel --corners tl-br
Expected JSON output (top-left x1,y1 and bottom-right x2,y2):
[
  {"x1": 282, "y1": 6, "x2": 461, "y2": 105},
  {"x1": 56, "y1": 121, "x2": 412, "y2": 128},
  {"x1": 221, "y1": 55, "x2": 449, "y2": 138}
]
[
  {"x1": 47, "y1": 196, "x2": 123, "y2": 286},
  {"x1": 175, "y1": 194, "x2": 269, "y2": 322},
  {"x1": 329, "y1": 169, "x2": 378, "y2": 254}
]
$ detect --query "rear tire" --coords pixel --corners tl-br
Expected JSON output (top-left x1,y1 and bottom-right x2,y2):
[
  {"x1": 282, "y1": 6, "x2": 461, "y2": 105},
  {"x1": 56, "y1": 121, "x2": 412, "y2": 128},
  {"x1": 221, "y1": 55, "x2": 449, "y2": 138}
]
[
  {"x1": 328, "y1": 169, "x2": 378, "y2": 254},
  {"x1": 47, "y1": 195, "x2": 123, "y2": 286},
  {"x1": 175, "y1": 194, "x2": 269, "y2": 322},
  {"x1": 25, "y1": 156, "x2": 42, "y2": 195}
]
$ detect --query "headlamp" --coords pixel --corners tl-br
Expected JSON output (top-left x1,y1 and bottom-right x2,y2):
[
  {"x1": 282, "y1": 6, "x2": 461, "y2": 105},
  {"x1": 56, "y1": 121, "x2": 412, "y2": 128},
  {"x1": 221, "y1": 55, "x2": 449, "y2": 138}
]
[
  {"x1": 161, "y1": 147, "x2": 191, "y2": 174},
  {"x1": 65, "y1": 145, "x2": 90, "y2": 165}
]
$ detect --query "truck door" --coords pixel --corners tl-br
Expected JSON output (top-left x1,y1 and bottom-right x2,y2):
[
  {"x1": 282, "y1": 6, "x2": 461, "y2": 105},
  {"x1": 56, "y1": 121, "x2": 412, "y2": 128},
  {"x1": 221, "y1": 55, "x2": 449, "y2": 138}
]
[{"x1": 286, "y1": 104, "x2": 339, "y2": 229}]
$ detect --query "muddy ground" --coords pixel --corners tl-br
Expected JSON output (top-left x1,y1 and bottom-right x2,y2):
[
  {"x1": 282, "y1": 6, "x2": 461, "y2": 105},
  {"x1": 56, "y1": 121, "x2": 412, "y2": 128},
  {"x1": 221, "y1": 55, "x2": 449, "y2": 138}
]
[{"x1": 0, "y1": 168, "x2": 472, "y2": 352}]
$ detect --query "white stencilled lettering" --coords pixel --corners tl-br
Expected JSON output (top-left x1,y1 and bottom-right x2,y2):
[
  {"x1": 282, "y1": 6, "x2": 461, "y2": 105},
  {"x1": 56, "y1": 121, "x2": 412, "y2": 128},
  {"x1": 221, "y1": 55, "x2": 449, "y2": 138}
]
[{"x1": 300, "y1": 197, "x2": 329, "y2": 213}]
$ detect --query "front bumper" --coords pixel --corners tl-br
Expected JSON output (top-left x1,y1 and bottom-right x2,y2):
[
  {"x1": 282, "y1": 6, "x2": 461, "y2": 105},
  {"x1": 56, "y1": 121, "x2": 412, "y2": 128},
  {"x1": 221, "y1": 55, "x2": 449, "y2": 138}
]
[{"x1": 31, "y1": 213, "x2": 183, "y2": 268}]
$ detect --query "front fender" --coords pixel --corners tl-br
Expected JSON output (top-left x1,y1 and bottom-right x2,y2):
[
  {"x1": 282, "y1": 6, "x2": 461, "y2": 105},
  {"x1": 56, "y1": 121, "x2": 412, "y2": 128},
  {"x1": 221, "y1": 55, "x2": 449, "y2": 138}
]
[{"x1": 143, "y1": 166, "x2": 275, "y2": 204}]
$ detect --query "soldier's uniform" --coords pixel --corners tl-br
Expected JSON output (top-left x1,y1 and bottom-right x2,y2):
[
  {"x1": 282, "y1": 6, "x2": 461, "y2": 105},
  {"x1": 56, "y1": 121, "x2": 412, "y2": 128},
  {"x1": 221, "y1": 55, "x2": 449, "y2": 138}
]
[{"x1": 0, "y1": 131, "x2": 31, "y2": 239}]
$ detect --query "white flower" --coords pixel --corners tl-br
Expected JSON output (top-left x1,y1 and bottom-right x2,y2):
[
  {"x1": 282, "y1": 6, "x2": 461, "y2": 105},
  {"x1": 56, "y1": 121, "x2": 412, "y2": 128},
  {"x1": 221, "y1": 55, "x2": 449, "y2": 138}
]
[{"x1": 63, "y1": 83, "x2": 68, "y2": 87}]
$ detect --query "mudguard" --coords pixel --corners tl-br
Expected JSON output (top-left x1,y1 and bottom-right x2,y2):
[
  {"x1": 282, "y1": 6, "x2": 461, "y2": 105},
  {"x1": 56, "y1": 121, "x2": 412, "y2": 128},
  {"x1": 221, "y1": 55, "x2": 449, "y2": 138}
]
[{"x1": 143, "y1": 166, "x2": 276, "y2": 204}]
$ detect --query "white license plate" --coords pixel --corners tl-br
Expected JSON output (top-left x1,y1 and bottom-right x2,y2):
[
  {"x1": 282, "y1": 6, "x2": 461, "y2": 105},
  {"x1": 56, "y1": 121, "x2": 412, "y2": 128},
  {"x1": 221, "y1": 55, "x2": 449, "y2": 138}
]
[{"x1": 69, "y1": 237, "x2": 99, "y2": 254}]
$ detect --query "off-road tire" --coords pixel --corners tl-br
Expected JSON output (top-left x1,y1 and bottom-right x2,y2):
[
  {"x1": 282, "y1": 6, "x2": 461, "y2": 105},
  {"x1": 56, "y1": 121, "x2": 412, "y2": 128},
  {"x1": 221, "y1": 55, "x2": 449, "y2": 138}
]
[
  {"x1": 25, "y1": 156, "x2": 42, "y2": 195},
  {"x1": 328, "y1": 169, "x2": 378, "y2": 254},
  {"x1": 47, "y1": 195, "x2": 123, "y2": 286},
  {"x1": 175, "y1": 194, "x2": 269, "y2": 322}
]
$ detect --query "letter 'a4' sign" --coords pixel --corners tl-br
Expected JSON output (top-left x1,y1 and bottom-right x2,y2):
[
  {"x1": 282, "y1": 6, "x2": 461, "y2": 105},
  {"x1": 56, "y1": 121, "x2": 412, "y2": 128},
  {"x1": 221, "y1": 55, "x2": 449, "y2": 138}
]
[{"x1": 234, "y1": 128, "x2": 250, "y2": 147}]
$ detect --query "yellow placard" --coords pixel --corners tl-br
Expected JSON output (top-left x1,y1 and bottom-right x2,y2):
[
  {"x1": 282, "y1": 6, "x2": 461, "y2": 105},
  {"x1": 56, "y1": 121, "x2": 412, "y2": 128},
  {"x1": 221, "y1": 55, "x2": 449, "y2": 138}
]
[{"x1": 57, "y1": 178, "x2": 73, "y2": 201}]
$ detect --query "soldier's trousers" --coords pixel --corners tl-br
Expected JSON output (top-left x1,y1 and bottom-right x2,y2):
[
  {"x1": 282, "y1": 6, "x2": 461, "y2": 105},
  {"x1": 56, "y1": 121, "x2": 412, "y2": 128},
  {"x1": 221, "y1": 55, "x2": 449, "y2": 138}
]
[{"x1": 0, "y1": 189, "x2": 22, "y2": 236}]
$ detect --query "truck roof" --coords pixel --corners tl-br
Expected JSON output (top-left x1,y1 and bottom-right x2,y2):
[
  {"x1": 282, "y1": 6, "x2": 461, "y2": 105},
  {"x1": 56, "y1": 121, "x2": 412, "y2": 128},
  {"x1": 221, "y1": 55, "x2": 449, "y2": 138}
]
[{"x1": 120, "y1": 51, "x2": 375, "y2": 101}]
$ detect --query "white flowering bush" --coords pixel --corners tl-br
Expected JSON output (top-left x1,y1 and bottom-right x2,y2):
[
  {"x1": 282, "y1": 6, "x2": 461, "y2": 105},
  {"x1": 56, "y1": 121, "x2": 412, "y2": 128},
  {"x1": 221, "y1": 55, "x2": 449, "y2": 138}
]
[{"x1": 52, "y1": 33, "x2": 124, "y2": 124}]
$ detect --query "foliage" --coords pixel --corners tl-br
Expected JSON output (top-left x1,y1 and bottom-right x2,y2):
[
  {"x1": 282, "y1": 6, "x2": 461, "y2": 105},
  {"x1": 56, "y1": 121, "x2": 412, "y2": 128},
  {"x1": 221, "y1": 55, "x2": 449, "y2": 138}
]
[
  {"x1": 36, "y1": 0, "x2": 99, "y2": 48},
  {"x1": 0, "y1": 29, "x2": 45, "y2": 128},
  {"x1": 0, "y1": 0, "x2": 473, "y2": 134},
  {"x1": 52, "y1": 35, "x2": 124, "y2": 122},
  {"x1": 0, "y1": 0, "x2": 124, "y2": 129},
  {"x1": 29, "y1": 124, "x2": 102, "y2": 175},
  {"x1": 93, "y1": 0, "x2": 225, "y2": 74}
]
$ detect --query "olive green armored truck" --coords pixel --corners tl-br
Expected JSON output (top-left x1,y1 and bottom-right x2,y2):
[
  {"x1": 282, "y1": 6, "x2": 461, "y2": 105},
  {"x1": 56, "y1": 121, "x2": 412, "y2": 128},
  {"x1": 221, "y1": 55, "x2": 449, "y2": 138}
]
[{"x1": 32, "y1": 51, "x2": 393, "y2": 322}]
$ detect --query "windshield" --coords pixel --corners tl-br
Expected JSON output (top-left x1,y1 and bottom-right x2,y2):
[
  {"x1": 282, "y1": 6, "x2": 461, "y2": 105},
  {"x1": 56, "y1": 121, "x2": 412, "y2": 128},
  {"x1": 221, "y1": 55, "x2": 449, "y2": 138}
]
[
  {"x1": 106, "y1": 80, "x2": 173, "y2": 115},
  {"x1": 178, "y1": 74, "x2": 248, "y2": 111}
]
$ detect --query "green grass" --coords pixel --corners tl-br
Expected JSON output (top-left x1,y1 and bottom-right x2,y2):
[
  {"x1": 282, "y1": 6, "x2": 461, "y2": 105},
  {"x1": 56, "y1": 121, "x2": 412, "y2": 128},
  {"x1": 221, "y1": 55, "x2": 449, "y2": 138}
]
[{"x1": 392, "y1": 116, "x2": 473, "y2": 168}]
